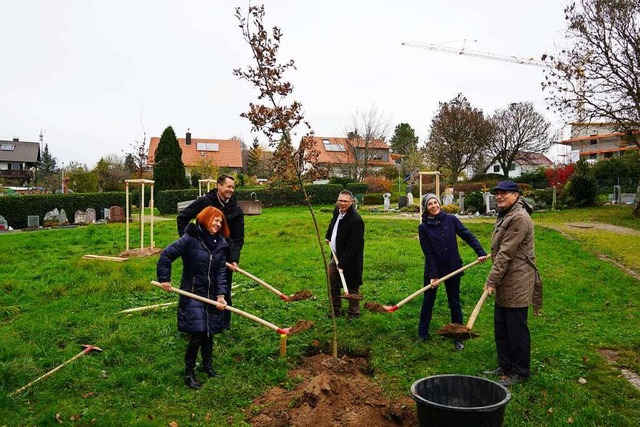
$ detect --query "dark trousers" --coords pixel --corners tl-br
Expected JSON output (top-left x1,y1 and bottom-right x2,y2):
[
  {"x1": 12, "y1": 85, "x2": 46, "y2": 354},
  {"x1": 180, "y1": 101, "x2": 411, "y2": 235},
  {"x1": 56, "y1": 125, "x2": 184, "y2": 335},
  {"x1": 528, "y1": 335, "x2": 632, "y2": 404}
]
[
  {"x1": 328, "y1": 259, "x2": 360, "y2": 316},
  {"x1": 184, "y1": 332, "x2": 214, "y2": 370},
  {"x1": 418, "y1": 275, "x2": 462, "y2": 339},
  {"x1": 494, "y1": 304, "x2": 530, "y2": 377},
  {"x1": 223, "y1": 269, "x2": 233, "y2": 329}
]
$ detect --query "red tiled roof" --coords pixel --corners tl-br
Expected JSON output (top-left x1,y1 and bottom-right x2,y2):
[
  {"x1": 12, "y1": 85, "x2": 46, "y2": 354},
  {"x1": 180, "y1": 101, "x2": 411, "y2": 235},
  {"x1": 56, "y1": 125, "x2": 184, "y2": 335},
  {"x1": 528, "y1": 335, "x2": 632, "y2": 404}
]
[
  {"x1": 147, "y1": 137, "x2": 243, "y2": 168},
  {"x1": 515, "y1": 152, "x2": 552, "y2": 166},
  {"x1": 310, "y1": 136, "x2": 394, "y2": 165}
]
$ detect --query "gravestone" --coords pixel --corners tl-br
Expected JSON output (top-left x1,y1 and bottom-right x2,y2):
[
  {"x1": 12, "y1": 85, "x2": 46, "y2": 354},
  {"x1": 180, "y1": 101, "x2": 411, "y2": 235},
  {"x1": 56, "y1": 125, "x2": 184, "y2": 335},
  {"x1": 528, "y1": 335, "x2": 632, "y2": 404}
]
[
  {"x1": 27, "y1": 215, "x2": 40, "y2": 228},
  {"x1": 458, "y1": 192, "x2": 465, "y2": 213},
  {"x1": 407, "y1": 192, "x2": 414, "y2": 207},
  {"x1": 59, "y1": 209, "x2": 68, "y2": 225},
  {"x1": 43, "y1": 208, "x2": 60, "y2": 226},
  {"x1": 109, "y1": 206, "x2": 125, "y2": 222},
  {"x1": 383, "y1": 193, "x2": 391, "y2": 210},
  {"x1": 442, "y1": 193, "x2": 454, "y2": 206},
  {"x1": 621, "y1": 193, "x2": 636, "y2": 205},
  {"x1": 85, "y1": 208, "x2": 96, "y2": 224},
  {"x1": 398, "y1": 195, "x2": 408, "y2": 209},
  {"x1": 74, "y1": 210, "x2": 86, "y2": 225},
  {"x1": 103, "y1": 208, "x2": 111, "y2": 221},
  {"x1": 483, "y1": 193, "x2": 497, "y2": 214},
  {"x1": 0, "y1": 215, "x2": 8, "y2": 230}
]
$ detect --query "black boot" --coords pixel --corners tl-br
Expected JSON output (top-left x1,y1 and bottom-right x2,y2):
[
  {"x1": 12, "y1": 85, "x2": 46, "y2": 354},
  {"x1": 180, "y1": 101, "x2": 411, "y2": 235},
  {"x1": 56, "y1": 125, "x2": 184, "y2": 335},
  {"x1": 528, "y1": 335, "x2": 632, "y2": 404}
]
[
  {"x1": 202, "y1": 365, "x2": 219, "y2": 378},
  {"x1": 185, "y1": 369, "x2": 201, "y2": 389}
]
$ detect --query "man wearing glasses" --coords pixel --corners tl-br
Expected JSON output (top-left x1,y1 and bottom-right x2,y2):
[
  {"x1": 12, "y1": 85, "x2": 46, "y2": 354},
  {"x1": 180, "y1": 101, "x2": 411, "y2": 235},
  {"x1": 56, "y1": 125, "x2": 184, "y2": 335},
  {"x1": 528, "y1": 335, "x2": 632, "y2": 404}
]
[
  {"x1": 325, "y1": 190, "x2": 365, "y2": 319},
  {"x1": 483, "y1": 180, "x2": 541, "y2": 387}
]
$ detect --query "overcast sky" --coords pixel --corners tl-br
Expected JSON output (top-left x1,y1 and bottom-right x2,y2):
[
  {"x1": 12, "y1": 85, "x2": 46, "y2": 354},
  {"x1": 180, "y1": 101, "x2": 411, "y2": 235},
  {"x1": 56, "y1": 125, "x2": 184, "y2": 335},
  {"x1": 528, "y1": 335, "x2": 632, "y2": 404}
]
[{"x1": 1, "y1": 0, "x2": 571, "y2": 167}]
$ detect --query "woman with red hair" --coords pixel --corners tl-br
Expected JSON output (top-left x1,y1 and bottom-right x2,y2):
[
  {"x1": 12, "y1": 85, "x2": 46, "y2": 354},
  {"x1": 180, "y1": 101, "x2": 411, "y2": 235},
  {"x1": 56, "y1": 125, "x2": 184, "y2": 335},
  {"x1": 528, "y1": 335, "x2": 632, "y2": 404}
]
[{"x1": 157, "y1": 206, "x2": 230, "y2": 389}]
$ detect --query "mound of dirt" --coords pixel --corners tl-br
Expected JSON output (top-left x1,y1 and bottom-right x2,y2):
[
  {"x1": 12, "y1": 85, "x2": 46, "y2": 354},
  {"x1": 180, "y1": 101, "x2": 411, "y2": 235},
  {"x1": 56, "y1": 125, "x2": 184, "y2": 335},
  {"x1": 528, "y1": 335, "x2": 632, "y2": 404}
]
[
  {"x1": 118, "y1": 247, "x2": 162, "y2": 258},
  {"x1": 245, "y1": 353, "x2": 418, "y2": 427}
]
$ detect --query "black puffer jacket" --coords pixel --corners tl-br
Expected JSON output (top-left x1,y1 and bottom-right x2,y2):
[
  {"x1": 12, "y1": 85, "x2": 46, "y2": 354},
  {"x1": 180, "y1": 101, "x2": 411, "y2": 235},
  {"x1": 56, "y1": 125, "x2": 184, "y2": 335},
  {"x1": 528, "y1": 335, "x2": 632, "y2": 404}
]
[{"x1": 157, "y1": 223, "x2": 229, "y2": 334}]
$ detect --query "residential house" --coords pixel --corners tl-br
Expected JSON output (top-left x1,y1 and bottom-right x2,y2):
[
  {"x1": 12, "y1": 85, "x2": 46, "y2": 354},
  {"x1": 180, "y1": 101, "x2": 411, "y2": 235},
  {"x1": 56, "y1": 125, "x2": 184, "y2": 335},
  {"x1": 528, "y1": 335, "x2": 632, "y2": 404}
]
[
  {"x1": 308, "y1": 136, "x2": 395, "y2": 178},
  {"x1": 560, "y1": 122, "x2": 639, "y2": 162},
  {"x1": 147, "y1": 131, "x2": 243, "y2": 176},
  {"x1": 0, "y1": 137, "x2": 41, "y2": 185},
  {"x1": 485, "y1": 152, "x2": 553, "y2": 178}
]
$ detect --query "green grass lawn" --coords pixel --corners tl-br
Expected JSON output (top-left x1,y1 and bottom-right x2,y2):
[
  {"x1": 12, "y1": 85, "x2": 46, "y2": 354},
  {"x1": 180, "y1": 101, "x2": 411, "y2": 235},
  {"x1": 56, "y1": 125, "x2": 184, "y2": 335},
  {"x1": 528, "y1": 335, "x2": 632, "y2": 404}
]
[{"x1": 1, "y1": 205, "x2": 639, "y2": 426}]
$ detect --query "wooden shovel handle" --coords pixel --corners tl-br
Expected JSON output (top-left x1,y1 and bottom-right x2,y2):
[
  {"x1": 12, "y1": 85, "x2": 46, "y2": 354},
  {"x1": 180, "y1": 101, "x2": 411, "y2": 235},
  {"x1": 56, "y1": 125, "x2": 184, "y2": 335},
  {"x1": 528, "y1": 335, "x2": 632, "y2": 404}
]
[
  {"x1": 328, "y1": 245, "x2": 350, "y2": 295},
  {"x1": 465, "y1": 288, "x2": 490, "y2": 330},
  {"x1": 228, "y1": 263, "x2": 288, "y2": 300},
  {"x1": 150, "y1": 281, "x2": 289, "y2": 334},
  {"x1": 393, "y1": 255, "x2": 491, "y2": 311}
]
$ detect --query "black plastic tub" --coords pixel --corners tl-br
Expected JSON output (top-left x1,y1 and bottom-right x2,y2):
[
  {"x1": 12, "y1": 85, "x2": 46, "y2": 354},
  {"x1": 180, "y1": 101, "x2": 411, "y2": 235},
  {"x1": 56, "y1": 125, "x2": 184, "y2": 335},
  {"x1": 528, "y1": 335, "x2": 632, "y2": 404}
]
[{"x1": 410, "y1": 374, "x2": 511, "y2": 427}]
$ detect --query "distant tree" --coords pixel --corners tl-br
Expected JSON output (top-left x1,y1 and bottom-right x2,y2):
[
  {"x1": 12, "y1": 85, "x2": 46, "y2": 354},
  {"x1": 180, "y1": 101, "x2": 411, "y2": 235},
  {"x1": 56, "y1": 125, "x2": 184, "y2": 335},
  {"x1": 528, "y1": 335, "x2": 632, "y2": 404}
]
[
  {"x1": 124, "y1": 111, "x2": 149, "y2": 179},
  {"x1": 541, "y1": 0, "x2": 640, "y2": 215},
  {"x1": 65, "y1": 161, "x2": 98, "y2": 193},
  {"x1": 566, "y1": 159, "x2": 597, "y2": 207},
  {"x1": 94, "y1": 154, "x2": 127, "y2": 192},
  {"x1": 37, "y1": 143, "x2": 57, "y2": 188},
  {"x1": 153, "y1": 126, "x2": 188, "y2": 191},
  {"x1": 247, "y1": 138, "x2": 264, "y2": 177},
  {"x1": 344, "y1": 105, "x2": 390, "y2": 180},
  {"x1": 389, "y1": 123, "x2": 419, "y2": 156},
  {"x1": 488, "y1": 102, "x2": 551, "y2": 178},
  {"x1": 425, "y1": 94, "x2": 494, "y2": 183}
]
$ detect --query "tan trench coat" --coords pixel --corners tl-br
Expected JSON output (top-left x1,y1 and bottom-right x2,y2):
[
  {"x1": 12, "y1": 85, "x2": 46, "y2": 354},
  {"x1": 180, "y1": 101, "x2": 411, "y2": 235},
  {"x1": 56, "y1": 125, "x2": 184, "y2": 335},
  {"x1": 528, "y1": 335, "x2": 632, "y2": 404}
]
[{"x1": 486, "y1": 198, "x2": 541, "y2": 309}]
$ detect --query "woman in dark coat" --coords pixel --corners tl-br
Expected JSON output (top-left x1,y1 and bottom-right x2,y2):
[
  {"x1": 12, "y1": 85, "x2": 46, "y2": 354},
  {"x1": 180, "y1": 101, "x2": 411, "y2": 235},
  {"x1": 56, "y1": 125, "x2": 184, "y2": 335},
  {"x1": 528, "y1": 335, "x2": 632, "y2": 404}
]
[
  {"x1": 418, "y1": 193, "x2": 487, "y2": 350},
  {"x1": 157, "y1": 206, "x2": 230, "y2": 389}
]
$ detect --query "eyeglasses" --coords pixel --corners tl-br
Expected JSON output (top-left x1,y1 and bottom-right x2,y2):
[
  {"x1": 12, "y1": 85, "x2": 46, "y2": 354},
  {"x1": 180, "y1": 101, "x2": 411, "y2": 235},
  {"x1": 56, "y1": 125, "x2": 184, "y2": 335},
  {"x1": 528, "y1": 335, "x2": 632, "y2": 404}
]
[
  {"x1": 494, "y1": 191, "x2": 513, "y2": 197},
  {"x1": 337, "y1": 199, "x2": 352, "y2": 204}
]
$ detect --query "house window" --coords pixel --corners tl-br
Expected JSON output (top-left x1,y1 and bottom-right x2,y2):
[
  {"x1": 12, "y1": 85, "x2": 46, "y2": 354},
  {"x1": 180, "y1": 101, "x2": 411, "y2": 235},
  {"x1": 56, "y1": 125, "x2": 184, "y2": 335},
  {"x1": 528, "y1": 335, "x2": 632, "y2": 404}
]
[
  {"x1": 589, "y1": 134, "x2": 597, "y2": 145},
  {"x1": 0, "y1": 144, "x2": 15, "y2": 151},
  {"x1": 603, "y1": 152, "x2": 613, "y2": 159},
  {"x1": 195, "y1": 143, "x2": 219, "y2": 151},
  {"x1": 589, "y1": 153, "x2": 597, "y2": 160},
  {"x1": 323, "y1": 139, "x2": 345, "y2": 152},
  {"x1": 493, "y1": 165, "x2": 500, "y2": 173},
  {"x1": 369, "y1": 151, "x2": 383, "y2": 160},
  {"x1": 510, "y1": 164, "x2": 516, "y2": 171}
]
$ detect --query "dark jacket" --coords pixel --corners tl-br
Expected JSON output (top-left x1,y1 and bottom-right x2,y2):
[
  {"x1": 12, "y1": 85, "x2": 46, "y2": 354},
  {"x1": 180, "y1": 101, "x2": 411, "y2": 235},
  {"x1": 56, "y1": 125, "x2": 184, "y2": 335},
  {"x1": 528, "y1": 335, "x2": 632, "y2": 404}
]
[
  {"x1": 176, "y1": 190, "x2": 244, "y2": 263},
  {"x1": 157, "y1": 223, "x2": 229, "y2": 334},
  {"x1": 418, "y1": 210, "x2": 486, "y2": 283},
  {"x1": 325, "y1": 206, "x2": 365, "y2": 288}
]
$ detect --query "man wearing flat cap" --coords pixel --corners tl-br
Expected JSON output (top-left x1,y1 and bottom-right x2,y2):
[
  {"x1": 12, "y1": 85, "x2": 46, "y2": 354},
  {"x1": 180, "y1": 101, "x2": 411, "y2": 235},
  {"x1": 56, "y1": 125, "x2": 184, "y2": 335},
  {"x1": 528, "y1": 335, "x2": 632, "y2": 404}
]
[{"x1": 482, "y1": 180, "x2": 542, "y2": 386}]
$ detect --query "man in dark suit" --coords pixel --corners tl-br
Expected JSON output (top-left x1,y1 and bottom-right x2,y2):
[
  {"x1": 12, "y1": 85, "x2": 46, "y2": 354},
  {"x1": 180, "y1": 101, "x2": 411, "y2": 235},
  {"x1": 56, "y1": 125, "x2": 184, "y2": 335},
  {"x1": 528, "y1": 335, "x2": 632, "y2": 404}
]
[{"x1": 325, "y1": 190, "x2": 365, "y2": 318}]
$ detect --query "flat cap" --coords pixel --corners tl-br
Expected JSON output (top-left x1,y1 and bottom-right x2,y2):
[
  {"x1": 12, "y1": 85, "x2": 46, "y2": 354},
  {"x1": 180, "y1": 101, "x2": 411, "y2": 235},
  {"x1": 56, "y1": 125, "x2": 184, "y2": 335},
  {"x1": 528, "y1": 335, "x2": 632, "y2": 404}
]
[{"x1": 491, "y1": 180, "x2": 520, "y2": 193}]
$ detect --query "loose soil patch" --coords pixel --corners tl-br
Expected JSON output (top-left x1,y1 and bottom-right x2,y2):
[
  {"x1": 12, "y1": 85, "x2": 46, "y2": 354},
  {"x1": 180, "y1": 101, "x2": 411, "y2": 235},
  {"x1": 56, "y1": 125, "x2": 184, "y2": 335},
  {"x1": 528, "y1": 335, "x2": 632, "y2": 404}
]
[
  {"x1": 288, "y1": 290, "x2": 314, "y2": 301},
  {"x1": 245, "y1": 353, "x2": 418, "y2": 427},
  {"x1": 118, "y1": 247, "x2": 163, "y2": 258},
  {"x1": 288, "y1": 320, "x2": 314, "y2": 335},
  {"x1": 364, "y1": 302, "x2": 389, "y2": 313}
]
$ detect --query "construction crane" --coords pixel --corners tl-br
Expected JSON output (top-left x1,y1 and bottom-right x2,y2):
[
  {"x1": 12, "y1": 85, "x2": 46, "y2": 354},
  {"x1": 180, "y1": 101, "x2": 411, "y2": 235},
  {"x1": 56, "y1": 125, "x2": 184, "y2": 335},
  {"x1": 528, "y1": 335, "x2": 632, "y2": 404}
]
[{"x1": 402, "y1": 41, "x2": 545, "y2": 68}]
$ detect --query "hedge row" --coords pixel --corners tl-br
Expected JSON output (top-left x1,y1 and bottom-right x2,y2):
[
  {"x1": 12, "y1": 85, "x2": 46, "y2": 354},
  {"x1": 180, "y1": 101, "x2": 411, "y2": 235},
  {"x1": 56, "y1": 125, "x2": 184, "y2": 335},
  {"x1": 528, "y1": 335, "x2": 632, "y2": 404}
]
[
  {"x1": 155, "y1": 184, "x2": 346, "y2": 214},
  {"x1": 0, "y1": 192, "x2": 128, "y2": 229}
]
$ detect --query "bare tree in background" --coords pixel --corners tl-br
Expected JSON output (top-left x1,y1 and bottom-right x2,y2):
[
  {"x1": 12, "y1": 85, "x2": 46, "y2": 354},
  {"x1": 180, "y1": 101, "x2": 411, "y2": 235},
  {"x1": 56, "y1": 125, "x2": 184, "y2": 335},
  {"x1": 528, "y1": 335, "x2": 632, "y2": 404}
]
[
  {"x1": 425, "y1": 94, "x2": 494, "y2": 183},
  {"x1": 344, "y1": 105, "x2": 390, "y2": 181},
  {"x1": 125, "y1": 109, "x2": 148, "y2": 179},
  {"x1": 233, "y1": 4, "x2": 341, "y2": 357},
  {"x1": 488, "y1": 102, "x2": 552, "y2": 178},
  {"x1": 541, "y1": 0, "x2": 640, "y2": 216}
]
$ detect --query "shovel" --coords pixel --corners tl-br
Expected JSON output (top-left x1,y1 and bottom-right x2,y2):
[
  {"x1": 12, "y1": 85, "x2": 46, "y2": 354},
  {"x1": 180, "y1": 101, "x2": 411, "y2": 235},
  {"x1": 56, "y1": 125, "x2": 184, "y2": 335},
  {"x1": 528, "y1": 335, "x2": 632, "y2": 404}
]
[
  {"x1": 437, "y1": 288, "x2": 489, "y2": 341},
  {"x1": 150, "y1": 281, "x2": 290, "y2": 335},
  {"x1": 327, "y1": 244, "x2": 363, "y2": 301},
  {"x1": 10, "y1": 344, "x2": 103, "y2": 396},
  {"x1": 228, "y1": 263, "x2": 312, "y2": 302},
  {"x1": 382, "y1": 255, "x2": 490, "y2": 312}
]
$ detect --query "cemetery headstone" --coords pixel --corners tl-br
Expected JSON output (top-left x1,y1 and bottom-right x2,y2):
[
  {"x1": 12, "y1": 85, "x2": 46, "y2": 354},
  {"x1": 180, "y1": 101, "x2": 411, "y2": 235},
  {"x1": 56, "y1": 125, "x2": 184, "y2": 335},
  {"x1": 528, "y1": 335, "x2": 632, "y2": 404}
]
[
  {"x1": 0, "y1": 215, "x2": 8, "y2": 230},
  {"x1": 74, "y1": 210, "x2": 86, "y2": 225},
  {"x1": 43, "y1": 208, "x2": 60, "y2": 227},
  {"x1": 407, "y1": 192, "x2": 414, "y2": 207},
  {"x1": 109, "y1": 206, "x2": 125, "y2": 222},
  {"x1": 27, "y1": 215, "x2": 40, "y2": 228},
  {"x1": 59, "y1": 209, "x2": 68, "y2": 225},
  {"x1": 458, "y1": 192, "x2": 465, "y2": 213},
  {"x1": 383, "y1": 193, "x2": 391, "y2": 210},
  {"x1": 103, "y1": 208, "x2": 111, "y2": 221},
  {"x1": 85, "y1": 208, "x2": 96, "y2": 224},
  {"x1": 442, "y1": 193, "x2": 454, "y2": 206}
]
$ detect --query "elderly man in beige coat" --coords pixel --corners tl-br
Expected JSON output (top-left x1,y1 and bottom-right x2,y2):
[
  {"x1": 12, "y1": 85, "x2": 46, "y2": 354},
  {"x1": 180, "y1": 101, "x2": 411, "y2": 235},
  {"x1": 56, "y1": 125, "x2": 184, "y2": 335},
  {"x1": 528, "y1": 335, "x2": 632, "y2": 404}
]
[{"x1": 483, "y1": 180, "x2": 541, "y2": 387}]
